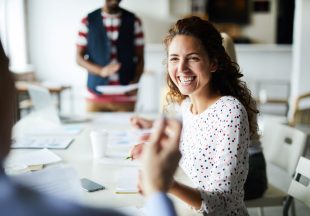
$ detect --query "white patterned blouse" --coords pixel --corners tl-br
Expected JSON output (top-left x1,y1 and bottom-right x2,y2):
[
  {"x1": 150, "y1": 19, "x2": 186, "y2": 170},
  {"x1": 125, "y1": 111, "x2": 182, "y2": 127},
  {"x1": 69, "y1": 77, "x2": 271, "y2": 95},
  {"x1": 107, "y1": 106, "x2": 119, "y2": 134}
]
[{"x1": 180, "y1": 96, "x2": 250, "y2": 216}]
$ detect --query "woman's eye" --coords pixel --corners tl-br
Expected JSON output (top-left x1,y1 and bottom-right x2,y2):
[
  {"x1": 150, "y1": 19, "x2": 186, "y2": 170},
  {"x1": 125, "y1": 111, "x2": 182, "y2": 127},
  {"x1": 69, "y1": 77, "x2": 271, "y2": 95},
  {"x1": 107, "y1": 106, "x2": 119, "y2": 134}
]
[
  {"x1": 189, "y1": 56, "x2": 199, "y2": 61},
  {"x1": 169, "y1": 57, "x2": 178, "y2": 62}
]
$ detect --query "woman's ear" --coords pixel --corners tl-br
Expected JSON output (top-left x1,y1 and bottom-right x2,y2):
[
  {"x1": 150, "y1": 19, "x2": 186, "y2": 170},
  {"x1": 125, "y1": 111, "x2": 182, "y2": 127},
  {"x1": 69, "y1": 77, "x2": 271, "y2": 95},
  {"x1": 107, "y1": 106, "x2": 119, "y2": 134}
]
[{"x1": 210, "y1": 60, "x2": 218, "y2": 73}]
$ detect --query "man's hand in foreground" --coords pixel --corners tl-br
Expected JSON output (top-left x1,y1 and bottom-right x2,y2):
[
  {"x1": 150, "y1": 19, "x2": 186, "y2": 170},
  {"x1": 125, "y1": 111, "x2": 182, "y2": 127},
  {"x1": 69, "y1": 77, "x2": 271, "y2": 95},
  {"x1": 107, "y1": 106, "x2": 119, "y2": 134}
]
[{"x1": 141, "y1": 118, "x2": 182, "y2": 196}]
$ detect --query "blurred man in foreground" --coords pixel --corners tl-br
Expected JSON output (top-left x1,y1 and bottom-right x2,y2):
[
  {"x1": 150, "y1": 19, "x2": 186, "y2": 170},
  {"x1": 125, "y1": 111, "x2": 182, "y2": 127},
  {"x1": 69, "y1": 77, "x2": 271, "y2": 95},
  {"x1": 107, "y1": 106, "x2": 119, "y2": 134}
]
[{"x1": 0, "y1": 40, "x2": 181, "y2": 216}]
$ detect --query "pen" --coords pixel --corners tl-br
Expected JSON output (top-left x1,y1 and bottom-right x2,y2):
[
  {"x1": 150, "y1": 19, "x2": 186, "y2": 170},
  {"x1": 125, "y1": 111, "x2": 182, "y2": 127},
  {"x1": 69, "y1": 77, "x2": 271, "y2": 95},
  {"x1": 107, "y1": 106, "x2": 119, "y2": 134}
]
[{"x1": 124, "y1": 156, "x2": 132, "y2": 160}]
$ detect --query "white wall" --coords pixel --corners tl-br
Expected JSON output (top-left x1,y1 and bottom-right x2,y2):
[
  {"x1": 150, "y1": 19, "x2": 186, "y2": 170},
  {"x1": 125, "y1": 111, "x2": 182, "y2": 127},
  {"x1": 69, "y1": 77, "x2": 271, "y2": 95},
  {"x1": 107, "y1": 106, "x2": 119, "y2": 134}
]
[
  {"x1": 291, "y1": 0, "x2": 310, "y2": 96},
  {"x1": 289, "y1": 0, "x2": 310, "y2": 119},
  {"x1": 5, "y1": 0, "x2": 29, "y2": 71},
  {"x1": 0, "y1": 0, "x2": 8, "y2": 52},
  {"x1": 27, "y1": 0, "x2": 101, "y2": 85}
]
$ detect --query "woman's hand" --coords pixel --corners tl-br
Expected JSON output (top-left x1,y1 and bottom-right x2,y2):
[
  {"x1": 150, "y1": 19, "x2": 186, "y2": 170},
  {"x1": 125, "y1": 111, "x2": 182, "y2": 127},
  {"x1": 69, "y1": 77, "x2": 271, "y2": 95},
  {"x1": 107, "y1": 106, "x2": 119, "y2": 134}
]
[
  {"x1": 129, "y1": 143, "x2": 145, "y2": 160},
  {"x1": 130, "y1": 116, "x2": 153, "y2": 129}
]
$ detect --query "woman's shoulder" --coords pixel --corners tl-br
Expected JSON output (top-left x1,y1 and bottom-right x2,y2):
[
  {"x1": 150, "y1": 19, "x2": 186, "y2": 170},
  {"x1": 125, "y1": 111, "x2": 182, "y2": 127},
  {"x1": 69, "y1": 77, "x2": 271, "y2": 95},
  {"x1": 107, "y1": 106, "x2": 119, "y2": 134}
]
[
  {"x1": 180, "y1": 98, "x2": 191, "y2": 109},
  {"x1": 216, "y1": 96, "x2": 247, "y2": 115}
]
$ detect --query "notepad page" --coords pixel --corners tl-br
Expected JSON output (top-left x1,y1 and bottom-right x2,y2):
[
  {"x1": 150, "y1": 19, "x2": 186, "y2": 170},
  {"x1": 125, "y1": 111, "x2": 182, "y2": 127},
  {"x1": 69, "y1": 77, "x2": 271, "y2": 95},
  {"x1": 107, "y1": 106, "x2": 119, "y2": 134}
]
[{"x1": 115, "y1": 167, "x2": 139, "y2": 193}]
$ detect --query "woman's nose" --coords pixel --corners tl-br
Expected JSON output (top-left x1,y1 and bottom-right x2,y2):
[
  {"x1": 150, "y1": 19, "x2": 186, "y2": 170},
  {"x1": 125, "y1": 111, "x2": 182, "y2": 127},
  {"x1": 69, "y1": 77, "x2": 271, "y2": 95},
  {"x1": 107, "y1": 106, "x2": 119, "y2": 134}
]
[{"x1": 178, "y1": 59, "x2": 188, "y2": 73}]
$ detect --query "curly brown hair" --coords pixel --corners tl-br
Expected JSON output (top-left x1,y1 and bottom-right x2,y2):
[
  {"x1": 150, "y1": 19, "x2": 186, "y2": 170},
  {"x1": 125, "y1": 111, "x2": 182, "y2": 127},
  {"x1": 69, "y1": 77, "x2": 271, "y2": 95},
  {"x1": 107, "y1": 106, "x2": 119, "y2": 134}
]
[{"x1": 164, "y1": 16, "x2": 259, "y2": 141}]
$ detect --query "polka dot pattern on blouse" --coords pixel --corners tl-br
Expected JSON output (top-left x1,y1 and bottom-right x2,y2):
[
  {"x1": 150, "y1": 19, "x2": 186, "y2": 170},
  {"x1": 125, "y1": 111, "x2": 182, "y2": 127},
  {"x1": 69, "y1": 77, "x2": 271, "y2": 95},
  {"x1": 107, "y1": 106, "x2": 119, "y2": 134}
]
[{"x1": 180, "y1": 96, "x2": 250, "y2": 216}]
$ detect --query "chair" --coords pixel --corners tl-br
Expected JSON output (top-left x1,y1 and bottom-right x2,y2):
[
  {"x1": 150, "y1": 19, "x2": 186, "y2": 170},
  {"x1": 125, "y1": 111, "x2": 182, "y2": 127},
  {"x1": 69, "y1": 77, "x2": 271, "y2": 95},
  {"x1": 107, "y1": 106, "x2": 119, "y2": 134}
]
[
  {"x1": 256, "y1": 80, "x2": 290, "y2": 116},
  {"x1": 289, "y1": 92, "x2": 310, "y2": 126},
  {"x1": 221, "y1": 32, "x2": 237, "y2": 62},
  {"x1": 12, "y1": 71, "x2": 37, "y2": 118},
  {"x1": 283, "y1": 156, "x2": 310, "y2": 216},
  {"x1": 245, "y1": 123, "x2": 308, "y2": 216},
  {"x1": 12, "y1": 71, "x2": 72, "y2": 118}
]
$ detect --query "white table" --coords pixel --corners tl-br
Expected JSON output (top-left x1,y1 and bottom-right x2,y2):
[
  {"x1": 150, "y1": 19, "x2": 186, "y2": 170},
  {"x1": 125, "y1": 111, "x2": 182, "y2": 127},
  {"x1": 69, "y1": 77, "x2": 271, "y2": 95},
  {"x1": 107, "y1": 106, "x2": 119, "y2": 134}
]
[{"x1": 8, "y1": 112, "x2": 198, "y2": 216}]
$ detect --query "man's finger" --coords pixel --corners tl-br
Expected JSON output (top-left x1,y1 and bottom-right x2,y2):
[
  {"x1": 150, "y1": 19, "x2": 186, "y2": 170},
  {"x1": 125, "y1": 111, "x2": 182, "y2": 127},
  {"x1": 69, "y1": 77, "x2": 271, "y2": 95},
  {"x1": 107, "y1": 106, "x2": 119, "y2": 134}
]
[
  {"x1": 147, "y1": 118, "x2": 166, "y2": 153},
  {"x1": 164, "y1": 119, "x2": 182, "y2": 151}
]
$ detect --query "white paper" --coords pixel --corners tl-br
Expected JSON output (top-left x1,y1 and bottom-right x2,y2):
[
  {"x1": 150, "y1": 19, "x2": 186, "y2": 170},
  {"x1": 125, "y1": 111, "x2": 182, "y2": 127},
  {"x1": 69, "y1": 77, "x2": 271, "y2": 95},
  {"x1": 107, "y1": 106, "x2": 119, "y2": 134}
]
[
  {"x1": 6, "y1": 149, "x2": 62, "y2": 170},
  {"x1": 96, "y1": 83, "x2": 139, "y2": 95},
  {"x1": 11, "y1": 136, "x2": 74, "y2": 149},
  {"x1": 11, "y1": 165, "x2": 82, "y2": 203},
  {"x1": 108, "y1": 129, "x2": 152, "y2": 147},
  {"x1": 115, "y1": 167, "x2": 139, "y2": 193},
  {"x1": 13, "y1": 112, "x2": 82, "y2": 138}
]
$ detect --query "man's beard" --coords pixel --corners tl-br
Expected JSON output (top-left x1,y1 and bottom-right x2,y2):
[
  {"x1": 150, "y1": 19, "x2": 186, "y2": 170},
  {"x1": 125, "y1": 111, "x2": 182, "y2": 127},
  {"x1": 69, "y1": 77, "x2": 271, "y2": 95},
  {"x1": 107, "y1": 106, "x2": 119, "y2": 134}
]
[{"x1": 108, "y1": 6, "x2": 120, "y2": 14}]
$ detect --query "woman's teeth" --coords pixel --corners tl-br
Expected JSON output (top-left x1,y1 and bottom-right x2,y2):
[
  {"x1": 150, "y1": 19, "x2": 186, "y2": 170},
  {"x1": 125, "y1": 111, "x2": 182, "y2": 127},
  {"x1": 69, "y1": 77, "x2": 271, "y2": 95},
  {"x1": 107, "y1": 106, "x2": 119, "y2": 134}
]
[{"x1": 179, "y1": 76, "x2": 195, "y2": 85}]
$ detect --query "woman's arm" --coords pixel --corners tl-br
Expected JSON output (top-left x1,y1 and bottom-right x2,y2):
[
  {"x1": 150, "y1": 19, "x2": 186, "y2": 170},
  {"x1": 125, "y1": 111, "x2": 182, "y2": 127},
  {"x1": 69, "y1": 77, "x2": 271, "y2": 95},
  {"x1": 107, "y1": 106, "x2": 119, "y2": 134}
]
[{"x1": 169, "y1": 181, "x2": 202, "y2": 210}]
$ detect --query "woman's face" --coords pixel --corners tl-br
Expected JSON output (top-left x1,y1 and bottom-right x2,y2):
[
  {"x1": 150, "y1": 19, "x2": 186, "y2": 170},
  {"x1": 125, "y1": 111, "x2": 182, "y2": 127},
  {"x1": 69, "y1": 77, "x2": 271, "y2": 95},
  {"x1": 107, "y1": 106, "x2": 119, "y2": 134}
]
[{"x1": 167, "y1": 35, "x2": 217, "y2": 98}]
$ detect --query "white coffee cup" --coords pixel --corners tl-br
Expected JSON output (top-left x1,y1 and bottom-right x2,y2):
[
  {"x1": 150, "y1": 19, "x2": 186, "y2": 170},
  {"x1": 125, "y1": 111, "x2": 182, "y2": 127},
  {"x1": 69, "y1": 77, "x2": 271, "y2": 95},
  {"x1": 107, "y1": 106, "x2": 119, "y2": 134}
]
[{"x1": 90, "y1": 129, "x2": 108, "y2": 159}]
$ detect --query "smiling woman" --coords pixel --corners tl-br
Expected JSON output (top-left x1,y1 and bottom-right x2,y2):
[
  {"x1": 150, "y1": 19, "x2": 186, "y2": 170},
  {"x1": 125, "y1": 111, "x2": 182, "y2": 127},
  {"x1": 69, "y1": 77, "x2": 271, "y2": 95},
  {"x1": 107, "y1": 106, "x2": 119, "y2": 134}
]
[
  {"x1": 167, "y1": 35, "x2": 217, "y2": 111},
  {"x1": 162, "y1": 16, "x2": 259, "y2": 215}
]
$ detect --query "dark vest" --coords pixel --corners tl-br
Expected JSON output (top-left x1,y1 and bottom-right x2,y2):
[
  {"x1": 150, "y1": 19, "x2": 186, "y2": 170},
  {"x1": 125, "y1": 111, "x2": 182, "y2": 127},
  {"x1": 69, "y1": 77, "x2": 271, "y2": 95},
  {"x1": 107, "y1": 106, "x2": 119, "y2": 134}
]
[{"x1": 86, "y1": 8, "x2": 136, "y2": 94}]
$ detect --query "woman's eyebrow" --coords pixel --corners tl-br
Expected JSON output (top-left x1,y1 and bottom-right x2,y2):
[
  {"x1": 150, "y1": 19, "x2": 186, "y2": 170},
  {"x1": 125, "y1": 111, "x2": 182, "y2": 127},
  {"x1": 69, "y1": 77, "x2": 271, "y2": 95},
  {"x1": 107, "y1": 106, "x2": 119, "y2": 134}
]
[
  {"x1": 187, "y1": 52, "x2": 200, "y2": 56},
  {"x1": 169, "y1": 52, "x2": 200, "y2": 57}
]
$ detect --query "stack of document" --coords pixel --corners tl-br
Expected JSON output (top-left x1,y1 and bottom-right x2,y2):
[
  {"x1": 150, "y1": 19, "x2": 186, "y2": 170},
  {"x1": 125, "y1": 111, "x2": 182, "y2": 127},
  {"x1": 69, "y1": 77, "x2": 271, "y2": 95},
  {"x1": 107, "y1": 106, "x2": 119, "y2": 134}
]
[{"x1": 5, "y1": 148, "x2": 62, "y2": 174}]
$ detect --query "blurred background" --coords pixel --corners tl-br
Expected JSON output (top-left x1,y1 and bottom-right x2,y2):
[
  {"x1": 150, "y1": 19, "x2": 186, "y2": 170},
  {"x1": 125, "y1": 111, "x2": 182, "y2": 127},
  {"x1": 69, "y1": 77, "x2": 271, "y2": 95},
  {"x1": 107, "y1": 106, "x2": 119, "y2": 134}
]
[{"x1": 0, "y1": 0, "x2": 309, "y2": 118}]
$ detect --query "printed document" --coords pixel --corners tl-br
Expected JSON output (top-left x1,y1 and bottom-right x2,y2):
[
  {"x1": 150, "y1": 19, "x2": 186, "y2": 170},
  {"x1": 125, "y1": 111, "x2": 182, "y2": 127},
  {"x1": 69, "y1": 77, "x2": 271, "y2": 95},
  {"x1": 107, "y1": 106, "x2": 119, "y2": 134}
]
[
  {"x1": 11, "y1": 165, "x2": 82, "y2": 202},
  {"x1": 96, "y1": 83, "x2": 139, "y2": 95}
]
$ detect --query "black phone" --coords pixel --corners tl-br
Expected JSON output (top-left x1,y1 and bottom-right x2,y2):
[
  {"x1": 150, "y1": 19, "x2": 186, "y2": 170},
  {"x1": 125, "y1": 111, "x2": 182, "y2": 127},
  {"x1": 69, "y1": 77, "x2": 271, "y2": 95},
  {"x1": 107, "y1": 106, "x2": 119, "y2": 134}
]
[{"x1": 80, "y1": 178, "x2": 105, "y2": 192}]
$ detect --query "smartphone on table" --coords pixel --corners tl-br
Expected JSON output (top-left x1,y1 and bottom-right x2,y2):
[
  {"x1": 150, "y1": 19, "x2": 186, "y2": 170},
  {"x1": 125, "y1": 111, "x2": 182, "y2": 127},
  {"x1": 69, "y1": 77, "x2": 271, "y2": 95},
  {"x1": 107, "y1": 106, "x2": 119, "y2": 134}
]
[{"x1": 80, "y1": 178, "x2": 105, "y2": 192}]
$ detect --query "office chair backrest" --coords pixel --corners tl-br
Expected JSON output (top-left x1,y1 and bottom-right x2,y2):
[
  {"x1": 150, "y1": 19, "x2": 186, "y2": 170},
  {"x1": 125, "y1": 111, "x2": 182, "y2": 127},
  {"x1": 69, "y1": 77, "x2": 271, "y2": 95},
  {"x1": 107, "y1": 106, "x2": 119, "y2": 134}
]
[
  {"x1": 27, "y1": 84, "x2": 61, "y2": 124},
  {"x1": 221, "y1": 32, "x2": 237, "y2": 62},
  {"x1": 289, "y1": 92, "x2": 310, "y2": 126},
  {"x1": 261, "y1": 123, "x2": 307, "y2": 176},
  {"x1": 288, "y1": 156, "x2": 310, "y2": 208}
]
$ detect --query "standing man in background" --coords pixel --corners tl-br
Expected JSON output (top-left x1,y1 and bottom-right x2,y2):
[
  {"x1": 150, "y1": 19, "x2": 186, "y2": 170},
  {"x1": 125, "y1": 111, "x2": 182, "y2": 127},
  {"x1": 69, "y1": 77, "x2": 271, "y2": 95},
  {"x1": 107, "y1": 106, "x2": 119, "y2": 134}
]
[{"x1": 76, "y1": 0, "x2": 144, "y2": 112}]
